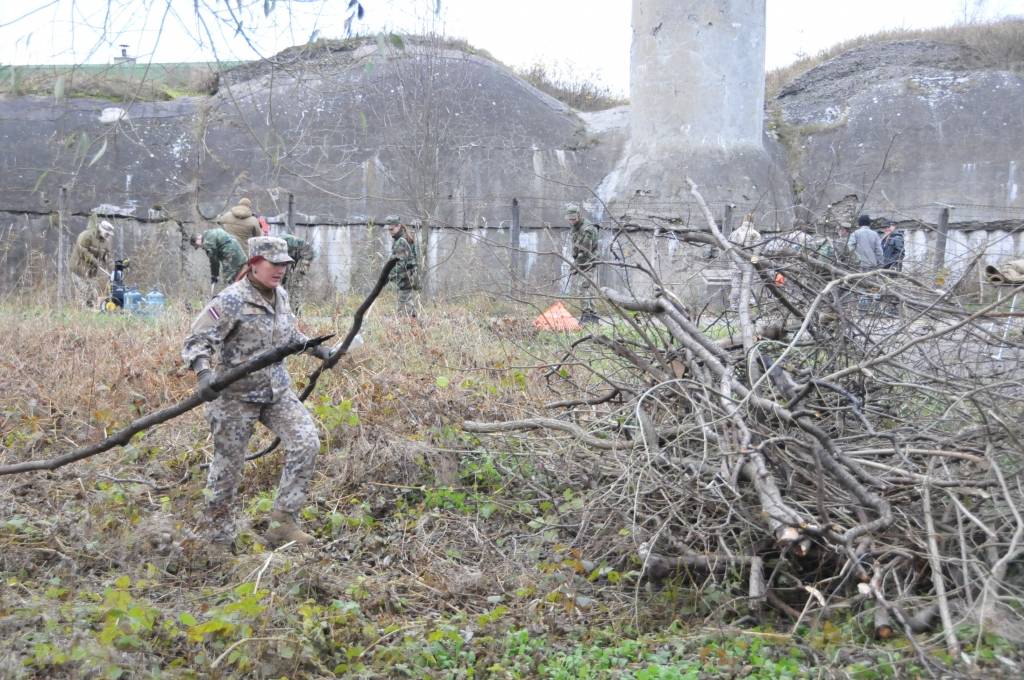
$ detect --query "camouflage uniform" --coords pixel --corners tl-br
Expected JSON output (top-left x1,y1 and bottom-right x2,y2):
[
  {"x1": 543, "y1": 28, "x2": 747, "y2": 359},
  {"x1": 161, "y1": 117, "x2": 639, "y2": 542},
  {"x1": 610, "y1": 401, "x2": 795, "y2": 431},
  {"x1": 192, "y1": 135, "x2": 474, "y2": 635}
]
[
  {"x1": 69, "y1": 218, "x2": 113, "y2": 308},
  {"x1": 280, "y1": 233, "x2": 316, "y2": 312},
  {"x1": 566, "y1": 205, "x2": 599, "y2": 319},
  {"x1": 386, "y1": 217, "x2": 419, "y2": 318},
  {"x1": 200, "y1": 228, "x2": 247, "y2": 287},
  {"x1": 182, "y1": 237, "x2": 322, "y2": 543},
  {"x1": 215, "y1": 198, "x2": 263, "y2": 254}
]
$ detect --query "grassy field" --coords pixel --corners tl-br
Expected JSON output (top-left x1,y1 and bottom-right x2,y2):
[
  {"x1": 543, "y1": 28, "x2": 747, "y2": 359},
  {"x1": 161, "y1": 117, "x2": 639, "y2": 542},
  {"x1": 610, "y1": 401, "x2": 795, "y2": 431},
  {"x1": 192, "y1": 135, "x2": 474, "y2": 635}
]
[{"x1": 0, "y1": 297, "x2": 1018, "y2": 678}]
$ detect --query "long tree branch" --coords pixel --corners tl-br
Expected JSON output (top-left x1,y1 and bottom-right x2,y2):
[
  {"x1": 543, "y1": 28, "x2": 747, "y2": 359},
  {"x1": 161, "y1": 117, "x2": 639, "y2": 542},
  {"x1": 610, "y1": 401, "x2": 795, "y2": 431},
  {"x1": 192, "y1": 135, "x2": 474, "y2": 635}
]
[
  {"x1": 0, "y1": 334, "x2": 334, "y2": 476},
  {"x1": 245, "y1": 257, "x2": 399, "y2": 462}
]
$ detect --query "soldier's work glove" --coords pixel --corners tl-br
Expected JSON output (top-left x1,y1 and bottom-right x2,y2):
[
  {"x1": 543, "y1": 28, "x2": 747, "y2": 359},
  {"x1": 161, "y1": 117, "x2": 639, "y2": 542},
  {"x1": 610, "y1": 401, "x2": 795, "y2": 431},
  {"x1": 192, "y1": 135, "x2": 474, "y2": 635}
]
[{"x1": 196, "y1": 369, "x2": 220, "y2": 401}]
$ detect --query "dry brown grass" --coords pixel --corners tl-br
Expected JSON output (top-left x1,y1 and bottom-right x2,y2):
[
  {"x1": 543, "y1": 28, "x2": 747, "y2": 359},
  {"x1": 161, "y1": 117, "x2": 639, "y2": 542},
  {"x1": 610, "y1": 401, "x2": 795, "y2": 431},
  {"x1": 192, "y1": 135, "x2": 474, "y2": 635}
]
[
  {"x1": 516, "y1": 61, "x2": 628, "y2": 111},
  {"x1": 766, "y1": 17, "x2": 1024, "y2": 98}
]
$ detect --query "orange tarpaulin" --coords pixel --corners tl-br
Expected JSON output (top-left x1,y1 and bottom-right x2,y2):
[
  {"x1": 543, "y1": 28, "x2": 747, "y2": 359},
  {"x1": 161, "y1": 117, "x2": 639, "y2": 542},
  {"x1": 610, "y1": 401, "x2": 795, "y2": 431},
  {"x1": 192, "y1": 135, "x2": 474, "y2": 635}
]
[{"x1": 533, "y1": 302, "x2": 581, "y2": 332}]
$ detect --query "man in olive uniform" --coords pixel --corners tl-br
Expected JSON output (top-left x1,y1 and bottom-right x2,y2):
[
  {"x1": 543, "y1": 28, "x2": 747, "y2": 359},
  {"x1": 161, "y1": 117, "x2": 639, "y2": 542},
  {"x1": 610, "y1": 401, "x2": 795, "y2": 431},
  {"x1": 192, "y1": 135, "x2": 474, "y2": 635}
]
[
  {"x1": 69, "y1": 217, "x2": 114, "y2": 308},
  {"x1": 386, "y1": 216, "x2": 419, "y2": 318},
  {"x1": 190, "y1": 228, "x2": 247, "y2": 291},
  {"x1": 215, "y1": 197, "x2": 263, "y2": 254},
  {"x1": 279, "y1": 233, "x2": 316, "y2": 312},
  {"x1": 565, "y1": 204, "x2": 600, "y2": 323},
  {"x1": 182, "y1": 236, "x2": 335, "y2": 552}
]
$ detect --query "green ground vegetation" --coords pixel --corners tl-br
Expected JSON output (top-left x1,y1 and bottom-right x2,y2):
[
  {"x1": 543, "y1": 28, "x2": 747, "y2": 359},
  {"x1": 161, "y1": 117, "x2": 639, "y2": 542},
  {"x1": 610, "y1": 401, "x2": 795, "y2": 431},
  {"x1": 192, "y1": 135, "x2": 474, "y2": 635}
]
[{"x1": 0, "y1": 298, "x2": 1019, "y2": 678}]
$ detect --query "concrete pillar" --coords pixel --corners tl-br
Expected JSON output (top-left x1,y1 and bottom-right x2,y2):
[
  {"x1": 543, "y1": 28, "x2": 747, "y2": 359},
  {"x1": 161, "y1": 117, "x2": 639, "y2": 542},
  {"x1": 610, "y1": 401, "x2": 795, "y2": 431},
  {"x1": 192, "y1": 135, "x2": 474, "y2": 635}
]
[
  {"x1": 631, "y1": 0, "x2": 766, "y2": 149},
  {"x1": 601, "y1": 0, "x2": 791, "y2": 229}
]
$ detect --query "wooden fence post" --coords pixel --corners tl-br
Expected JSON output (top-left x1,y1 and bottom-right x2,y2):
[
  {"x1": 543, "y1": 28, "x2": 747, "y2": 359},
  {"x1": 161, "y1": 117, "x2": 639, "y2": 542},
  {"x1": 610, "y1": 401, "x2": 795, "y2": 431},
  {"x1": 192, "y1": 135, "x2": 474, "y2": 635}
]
[
  {"x1": 287, "y1": 192, "x2": 295, "y2": 231},
  {"x1": 57, "y1": 185, "x2": 68, "y2": 305},
  {"x1": 933, "y1": 207, "x2": 950, "y2": 276},
  {"x1": 510, "y1": 197, "x2": 520, "y2": 293},
  {"x1": 723, "y1": 204, "x2": 735, "y2": 240}
]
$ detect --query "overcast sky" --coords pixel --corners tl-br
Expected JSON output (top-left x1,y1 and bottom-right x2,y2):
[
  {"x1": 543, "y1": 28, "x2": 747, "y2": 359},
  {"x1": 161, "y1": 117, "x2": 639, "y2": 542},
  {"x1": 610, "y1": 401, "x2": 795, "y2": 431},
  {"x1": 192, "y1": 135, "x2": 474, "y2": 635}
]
[{"x1": 2, "y1": 0, "x2": 1022, "y2": 94}]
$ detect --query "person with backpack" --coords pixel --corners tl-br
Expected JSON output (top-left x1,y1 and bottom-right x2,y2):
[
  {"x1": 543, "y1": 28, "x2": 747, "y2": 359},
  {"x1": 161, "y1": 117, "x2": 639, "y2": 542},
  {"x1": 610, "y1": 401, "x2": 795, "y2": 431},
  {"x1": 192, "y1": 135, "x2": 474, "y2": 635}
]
[{"x1": 386, "y1": 216, "x2": 420, "y2": 318}]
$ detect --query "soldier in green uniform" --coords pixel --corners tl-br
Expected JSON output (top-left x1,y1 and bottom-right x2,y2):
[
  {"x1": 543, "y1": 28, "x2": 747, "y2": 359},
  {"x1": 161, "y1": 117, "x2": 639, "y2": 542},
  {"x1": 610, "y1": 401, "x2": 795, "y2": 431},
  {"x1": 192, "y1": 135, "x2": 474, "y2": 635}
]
[
  {"x1": 565, "y1": 203, "x2": 600, "y2": 323},
  {"x1": 279, "y1": 233, "x2": 316, "y2": 312},
  {"x1": 182, "y1": 236, "x2": 335, "y2": 552},
  {"x1": 385, "y1": 216, "x2": 419, "y2": 318},
  {"x1": 69, "y1": 217, "x2": 114, "y2": 308},
  {"x1": 190, "y1": 228, "x2": 248, "y2": 290}
]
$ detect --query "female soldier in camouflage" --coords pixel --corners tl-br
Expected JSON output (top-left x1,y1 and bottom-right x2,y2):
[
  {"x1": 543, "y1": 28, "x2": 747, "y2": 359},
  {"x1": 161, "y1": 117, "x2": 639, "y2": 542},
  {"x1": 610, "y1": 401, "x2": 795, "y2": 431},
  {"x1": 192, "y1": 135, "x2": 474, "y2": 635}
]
[
  {"x1": 182, "y1": 236, "x2": 333, "y2": 552},
  {"x1": 386, "y1": 216, "x2": 419, "y2": 318}
]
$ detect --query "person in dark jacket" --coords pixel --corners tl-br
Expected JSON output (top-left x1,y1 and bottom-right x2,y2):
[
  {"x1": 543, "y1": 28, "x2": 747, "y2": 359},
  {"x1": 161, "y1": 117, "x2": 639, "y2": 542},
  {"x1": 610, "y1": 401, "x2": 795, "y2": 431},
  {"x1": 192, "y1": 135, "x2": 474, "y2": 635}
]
[{"x1": 881, "y1": 220, "x2": 905, "y2": 271}]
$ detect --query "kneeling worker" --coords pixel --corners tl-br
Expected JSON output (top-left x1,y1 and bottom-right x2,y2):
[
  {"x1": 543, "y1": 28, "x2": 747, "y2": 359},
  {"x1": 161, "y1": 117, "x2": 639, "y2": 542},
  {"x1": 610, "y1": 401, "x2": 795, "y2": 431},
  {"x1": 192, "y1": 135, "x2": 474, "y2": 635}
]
[{"x1": 182, "y1": 236, "x2": 335, "y2": 552}]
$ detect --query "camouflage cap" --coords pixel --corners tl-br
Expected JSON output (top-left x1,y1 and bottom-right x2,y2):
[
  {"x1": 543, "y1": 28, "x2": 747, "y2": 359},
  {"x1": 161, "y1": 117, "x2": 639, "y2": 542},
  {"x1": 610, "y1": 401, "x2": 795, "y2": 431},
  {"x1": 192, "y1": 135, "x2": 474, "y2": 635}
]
[
  {"x1": 564, "y1": 203, "x2": 581, "y2": 216},
  {"x1": 248, "y1": 236, "x2": 294, "y2": 264},
  {"x1": 384, "y1": 215, "x2": 402, "y2": 225}
]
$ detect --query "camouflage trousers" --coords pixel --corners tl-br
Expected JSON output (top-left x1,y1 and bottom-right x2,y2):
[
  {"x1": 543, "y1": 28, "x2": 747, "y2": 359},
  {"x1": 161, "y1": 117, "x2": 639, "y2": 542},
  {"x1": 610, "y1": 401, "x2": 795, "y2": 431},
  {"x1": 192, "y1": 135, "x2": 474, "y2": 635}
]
[
  {"x1": 203, "y1": 390, "x2": 320, "y2": 540},
  {"x1": 572, "y1": 266, "x2": 596, "y2": 316},
  {"x1": 397, "y1": 287, "x2": 418, "y2": 318},
  {"x1": 71, "y1": 272, "x2": 104, "y2": 309}
]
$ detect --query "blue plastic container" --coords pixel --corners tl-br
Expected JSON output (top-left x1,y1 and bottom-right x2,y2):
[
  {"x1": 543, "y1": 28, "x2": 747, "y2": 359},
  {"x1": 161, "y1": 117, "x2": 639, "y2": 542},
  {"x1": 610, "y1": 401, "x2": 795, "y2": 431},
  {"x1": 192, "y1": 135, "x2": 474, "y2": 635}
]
[
  {"x1": 144, "y1": 290, "x2": 165, "y2": 316},
  {"x1": 124, "y1": 288, "x2": 143, "y2": 314}
]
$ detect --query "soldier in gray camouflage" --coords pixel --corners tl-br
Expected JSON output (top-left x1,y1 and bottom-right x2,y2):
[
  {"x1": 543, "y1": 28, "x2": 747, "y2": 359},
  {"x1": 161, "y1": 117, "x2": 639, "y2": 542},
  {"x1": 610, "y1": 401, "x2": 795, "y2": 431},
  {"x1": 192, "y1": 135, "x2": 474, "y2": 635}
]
[
  {"x1": 182, "y1": 236, "x2": 334, "y2": 552},
  {"x1": 386, "y1": 216, "x2": 419, "y2": 318},
  {"x1": 565, "y1": 203, "x2": 600, "y2": 323}
]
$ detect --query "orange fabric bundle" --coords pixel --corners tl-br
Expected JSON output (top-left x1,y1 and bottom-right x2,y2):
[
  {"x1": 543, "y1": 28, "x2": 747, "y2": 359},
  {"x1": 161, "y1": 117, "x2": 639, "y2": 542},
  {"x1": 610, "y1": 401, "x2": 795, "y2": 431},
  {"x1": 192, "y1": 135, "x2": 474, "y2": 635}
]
[{"x1": 533, "y1": 302, "x2": 581, "y2": 332}]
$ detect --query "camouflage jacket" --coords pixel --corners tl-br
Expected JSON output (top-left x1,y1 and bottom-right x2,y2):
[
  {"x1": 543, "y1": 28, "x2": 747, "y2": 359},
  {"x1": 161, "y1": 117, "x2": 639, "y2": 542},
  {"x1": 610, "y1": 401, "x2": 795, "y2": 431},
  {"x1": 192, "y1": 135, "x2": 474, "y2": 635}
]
[
  {"x1": 281, "y1": 234, "x2": 316, "y2": 263},
  {"x1": 389, "y1": 234, "x2": 419, "y2": 290},
  {"x1": 570, "y1": 219, "x2": 599, "y2": 270},
  {"x1": 69, "y1": 227, "x2": 111, "y2": 278},
  {"x1": 202, "y1": 228, "x2": 247, "y2": 283},
  {"x1": 182, "y1": 277, "x2": 312, "y2": 403}
]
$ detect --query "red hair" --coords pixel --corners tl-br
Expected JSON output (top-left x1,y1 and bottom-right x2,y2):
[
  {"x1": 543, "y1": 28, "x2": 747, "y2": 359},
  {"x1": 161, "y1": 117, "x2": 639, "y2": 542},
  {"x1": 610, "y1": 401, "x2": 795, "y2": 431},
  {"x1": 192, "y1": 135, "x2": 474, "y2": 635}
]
[{"x1": 234, "y1": 255, "x2": 265, "y2": 283}]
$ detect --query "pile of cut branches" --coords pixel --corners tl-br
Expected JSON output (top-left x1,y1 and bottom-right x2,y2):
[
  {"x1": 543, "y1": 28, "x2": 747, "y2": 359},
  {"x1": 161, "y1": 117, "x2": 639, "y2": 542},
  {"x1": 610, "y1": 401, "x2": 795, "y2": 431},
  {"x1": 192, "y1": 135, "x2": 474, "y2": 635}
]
[{"x1": 467, "y1": 182, "x2": 1024, "y2": 664}]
